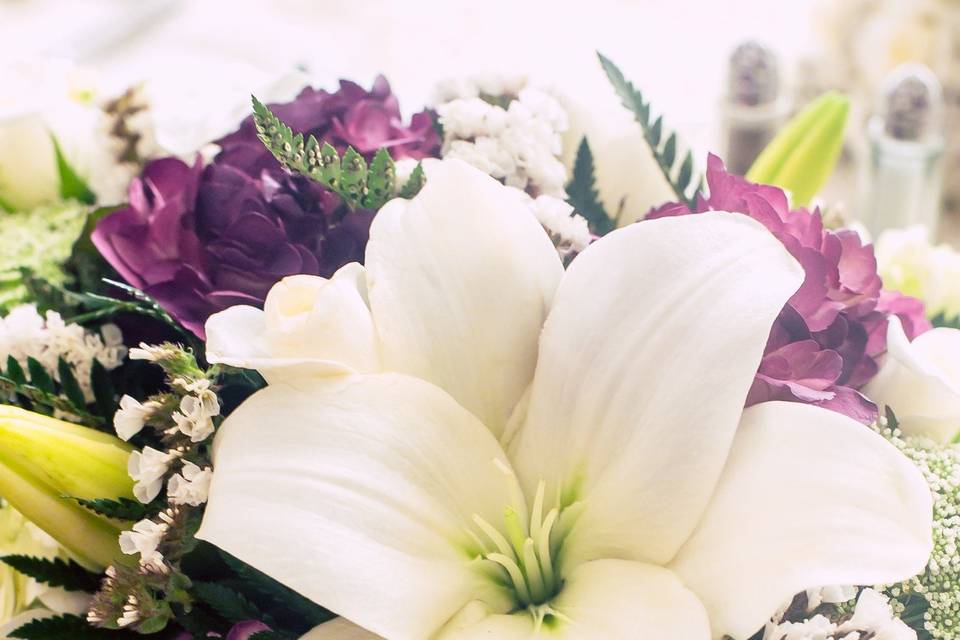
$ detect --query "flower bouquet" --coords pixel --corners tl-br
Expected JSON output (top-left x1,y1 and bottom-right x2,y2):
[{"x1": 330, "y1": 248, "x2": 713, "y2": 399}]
[{"x1": 0, "y1": 52, "x2": 957, "y2": 640}]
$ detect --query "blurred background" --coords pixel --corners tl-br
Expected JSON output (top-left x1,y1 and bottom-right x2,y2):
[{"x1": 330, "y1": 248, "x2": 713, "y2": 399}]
[{"x1": 1, "y1": 0, "x2": 958, "y2": 242}]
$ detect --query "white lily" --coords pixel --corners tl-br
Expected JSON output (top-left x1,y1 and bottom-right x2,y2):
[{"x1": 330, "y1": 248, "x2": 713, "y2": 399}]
[{"x1": 199, "y1": 160, "x2": 932, "y2": 640}]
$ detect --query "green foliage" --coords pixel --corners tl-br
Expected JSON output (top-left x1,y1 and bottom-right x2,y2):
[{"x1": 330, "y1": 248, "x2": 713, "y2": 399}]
[
  {"x1": 566, "y1": 138, "x2": 614, "y2": 235},
  {"x1": 193, "y1": 581, "x2": 264, "y2": 624},
  {"x1": 932, "y1": 312, "x2": 960, "y2": 330},
  {"x1": 597, "y1": 52, "x2": 703, "y2": 210},
  {"x1": 73, "y1": 496, "x2": 159, "y2": 521},
  {"x1": 51, "y1": 135, "x2": 96, "y2": 205},
  {"x1": 0, "y1": 202, "x2": 89, "y2": 312},
  {"x1": 10, "y1": 614, "x2": 128, "y2": 639},
  {"x1": 397, "y1": 162, "x2": 426, "y2": 199},
  {"x1": 251, "y1": 96, "x2": 424, "y2": 210},
  {"x1": 1, "y1": 555, "x2": 101, "y2": 592},
  {"x1": 220, "y1": 550, "x2": 332, "y2": 632},
  {"x1": 0, "y1": 355, "x2": 104, "y2": 426}
]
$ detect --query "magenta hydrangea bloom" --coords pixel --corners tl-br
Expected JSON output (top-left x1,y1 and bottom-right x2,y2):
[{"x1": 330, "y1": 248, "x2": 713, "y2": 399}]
[
  {"x1": 94, "y1": 77, "x2": 439, "y2": 339},
  {"x1": 648, "y1": 154, "x2": 931, "y2": 423}
]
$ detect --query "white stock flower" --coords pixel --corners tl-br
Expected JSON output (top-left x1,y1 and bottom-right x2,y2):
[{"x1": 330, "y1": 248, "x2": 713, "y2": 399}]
[
  {"x1": 113, "y1": 395, "x2": 160, "y2": 441},
  {"x1": 863, "y1": 317, "x2": 960, "y2": 442},
  {"x1": 172, "y1": 390, "x2": 219, "y2": 443},
  {"x1": 528, "y1": 195, "x2": 592, "y2": 259},
  {"x1": 118, "y1": 519, "x2": 166, "y2": 568},
  {"x1": 199, "y1": 160, "x2": 932, "y2": 640},
  {"x1": 127, "y1": 447, "x2": 174, "y2": 504},
  {"x1": 128, "y1": 342, "x2": 177, "y2": 362},
  {"x1": 167, "y1": 462, "x2": 213, "y2": 507}
]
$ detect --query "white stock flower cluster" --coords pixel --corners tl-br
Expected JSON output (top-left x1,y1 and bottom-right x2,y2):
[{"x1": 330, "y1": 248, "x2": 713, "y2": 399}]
[
  {"x1": 0, "y1": 304, "x2": 125, "y2": 402},
  {"x1": 435, "y1": 79, "x2": 569, "y2": 199},
  {"x1": 764, "y1": 588, "x2": 916, "y2": 640},
  {"x1": 527, "y1": 195, "x2": 592, "y2": 261},
  {"x1": 115, "y1": 344, "x2": 218, "y2": 569}
]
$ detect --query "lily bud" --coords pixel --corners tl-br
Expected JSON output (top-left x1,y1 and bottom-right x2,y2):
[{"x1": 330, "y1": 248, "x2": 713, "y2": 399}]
[
  {"x1": 0, "y1": 406, "x2": 135, "y2": 569},
  {"x1": 746, "y1": 91, "x2": 850, "y2": 206}
]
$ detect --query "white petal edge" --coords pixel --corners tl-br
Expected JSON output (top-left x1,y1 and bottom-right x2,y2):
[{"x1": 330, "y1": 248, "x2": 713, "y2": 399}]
[
  {"x1": 509, "y1": 211, "x2": 804, "y2": 567},
  {"x1": 670, "y1": 401, "x2": 933, "y2": 640},
  {"x1": 197, "y1": 373, "x2": 518, "y2": 640},
  {"x1": 300, "y1": 617, "x2": 383, "y2": 639},
  {"x1": 438, "y1": 560, "x2": 710, "y2": 639},
  {"x1": 366, "y1": 159, "x2": 564, "y2": 438},
  {"x1": 863, "y1": 316, "x2": 960, "y2": 442},
  {"x1": 204, "y1": 264, "x2": 379, "y2": 384}
]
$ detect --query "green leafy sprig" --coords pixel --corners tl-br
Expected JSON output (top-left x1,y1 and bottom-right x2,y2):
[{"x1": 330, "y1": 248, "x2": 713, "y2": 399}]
[
  {"x1": 1, "y1": 555, "x2": 101, "y2": 592},
  {"x1": 251, "y1": 96, "x2": 425, "y2": 210},
  {"x1": 597, "y1": 52, "x2": 703, "y2": 210},
  {"x1": 565, "y1": 138, "x2": 614, "y2": 235},
  {"x1": 10, "y1": 614, "x2": 131, "y2": 640},
  {"x1": 0, "y1": 355, "x2": 107, "y2": 426}
]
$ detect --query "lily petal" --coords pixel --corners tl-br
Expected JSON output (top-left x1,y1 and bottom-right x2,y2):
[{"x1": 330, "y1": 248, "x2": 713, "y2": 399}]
[
  {"x1": 439, "y1": 561, "x2": 709, "y2": 639},
  {"x1": 366, "y1": 159, "x2": 563, "y2": 437},
  {"x1": 509, "y1": 212, "x2": 803, "y2": 566},
  {"x1": 670, "y1": 401, "x2": 933, "y2": 640},
  {"x1": 205, "y1": 264, "x2": 380, "y2": 383},
  {"x1": 863, "y1": 317, "x2": 960, "y2": 442},
  {"x1": 301, "y1": 618, "x2": 383, "y2": 639},
  {"x1": 197, "y1": 373, "x2": 516, "y2": 640}
]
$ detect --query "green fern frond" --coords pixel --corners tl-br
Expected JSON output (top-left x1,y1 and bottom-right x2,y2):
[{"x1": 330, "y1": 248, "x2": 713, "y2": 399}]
[{"x1": 597, "y1": 52, "x2": 703, "y2": 209}]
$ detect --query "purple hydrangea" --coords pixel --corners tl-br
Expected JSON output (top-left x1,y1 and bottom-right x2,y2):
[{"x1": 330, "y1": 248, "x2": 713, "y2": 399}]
[
  {"x1": 93, "y1": 77, "x2": 439, "y2": 338},
  {"x1": 648, "y1": 154, "x2": 931, "y2": 423}
]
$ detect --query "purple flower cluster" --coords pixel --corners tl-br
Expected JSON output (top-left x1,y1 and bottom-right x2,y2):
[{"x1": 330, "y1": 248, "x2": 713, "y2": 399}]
[
  {"x1": 649, "y1": 154, "x2": 930, "y2": 423},
  {"x1": 93, "y1": 77, "x2": 440, "y2": 338}
]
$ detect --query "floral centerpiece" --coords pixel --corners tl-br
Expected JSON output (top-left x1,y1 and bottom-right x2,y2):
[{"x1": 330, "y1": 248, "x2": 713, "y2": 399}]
[{"x1": 0, "y1": 52, "x2": 955, "y2": 640}]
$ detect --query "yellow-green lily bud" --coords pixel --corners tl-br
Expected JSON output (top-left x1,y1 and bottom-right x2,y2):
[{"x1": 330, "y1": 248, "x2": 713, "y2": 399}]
[
  {"x1": 747, "y1": 91, "x2": 850, "y2": 207},
  {"x1": 0, "y1": 406, "x2": 135, "y2": 570}
]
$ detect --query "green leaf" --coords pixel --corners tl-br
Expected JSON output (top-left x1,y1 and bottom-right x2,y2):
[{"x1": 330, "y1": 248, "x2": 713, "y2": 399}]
[
  {"x1": 220, "y1": 550, "x2": 332, "y2": 631},
  {"x1": 26, "y1": 357, "x2": 55, "y2": 395},
  {"x1": 565, "y1": 138, "x2": 614, "y2": 236},
  {"x1": 57, "y1": 358, "x2": 87, "y2": 409},
  {"x1": 363, "y1": 148, "x2": 396, "y2": 209},
  {"x1": 1, "y1": 555, "x2": 100, "y2": 592},
  {"x1": 662, "y1": 133, "x2": 677, "y2": 168},
  {"x1": 339, "y1": 147, "x2": 368, "y2": 207},
  {"x1": 51, "y1": 136, "x2": 96, "y2": 206},
  {"x1": 5, "y1": 356, "x2": 25, "y2": 385},
  {"x1": 72, "y1": 496, "x2": 155, "y2": 521},
  {"x1": 90, "y1": 359, "x2": 116, "y2": 421},
  {"x1": 597, "y1": 52, "x2": 702, "y2": 210},
  {"x1": 193, "y1": 581, "x2": 263, "y2": 624},
  {"x1": 9, "y1": 614, "x2": 123, "y2": 639},
  {"x1": 397, "y1": 162, "x2": 426, "y2": 199}
]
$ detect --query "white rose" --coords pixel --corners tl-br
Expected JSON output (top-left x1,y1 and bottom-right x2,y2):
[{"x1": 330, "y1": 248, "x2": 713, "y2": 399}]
[
  {"x1": 204, "y1": 263, "x2": 380, "y2": 384},
  {"x1": 864, "y1": 316, "x2": 960, "y2": 442}
]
